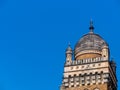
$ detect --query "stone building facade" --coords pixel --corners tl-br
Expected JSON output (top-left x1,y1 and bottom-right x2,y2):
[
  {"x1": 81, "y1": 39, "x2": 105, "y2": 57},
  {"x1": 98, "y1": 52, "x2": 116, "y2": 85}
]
[{"x1": 60, "y1": 21, "x2": 117, "y2": 90}]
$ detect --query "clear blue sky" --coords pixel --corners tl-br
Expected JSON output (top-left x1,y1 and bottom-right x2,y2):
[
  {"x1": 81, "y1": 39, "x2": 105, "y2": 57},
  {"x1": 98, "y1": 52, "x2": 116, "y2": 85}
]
[{"x1": 0, "y1": 0, "x2": 120, "y2": 90}]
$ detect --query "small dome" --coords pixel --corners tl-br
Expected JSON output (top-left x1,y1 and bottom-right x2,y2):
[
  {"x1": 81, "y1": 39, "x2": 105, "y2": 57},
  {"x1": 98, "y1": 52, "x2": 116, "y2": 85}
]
[
  {"x1": 74, "y1": 20, "x2": 109, "y2": 60},
  {"x1": 75, "y1": 33, "x2": 108, "y2": 52},
  {"x1": 74, "y1": 33, "x2": 108, "y2": 59},
  {"x1": 66, "y1": 44, "x2": 72, "y2": 54}
]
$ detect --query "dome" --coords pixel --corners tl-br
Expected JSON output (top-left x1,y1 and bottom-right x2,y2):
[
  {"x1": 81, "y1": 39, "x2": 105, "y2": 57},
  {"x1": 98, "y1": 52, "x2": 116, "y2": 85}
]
[
  {"x1": 75, "y1": 33, "x2": 108, "y2": 53},
  {"x1": 74, "y1": 20, "x2": 109, "y2": 60},
  {"x1": 66, "y1": 44, "x2": 72, "y2": 54}
]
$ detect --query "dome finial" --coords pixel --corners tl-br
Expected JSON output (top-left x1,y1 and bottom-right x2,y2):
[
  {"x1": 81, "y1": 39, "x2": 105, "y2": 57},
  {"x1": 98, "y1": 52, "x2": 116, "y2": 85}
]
[
  {"x1": 89, "y1": 19, "x2": 94, "y2": 33},
  {"x1": 68, "y1": 42, "x2": 71, "y2": 47},
  {"x1": 66, "y1": 42, "x2": 72, "y2": 54},
  {"x1": 66, "y1": 42, "x2": 72, "y2": 51}
]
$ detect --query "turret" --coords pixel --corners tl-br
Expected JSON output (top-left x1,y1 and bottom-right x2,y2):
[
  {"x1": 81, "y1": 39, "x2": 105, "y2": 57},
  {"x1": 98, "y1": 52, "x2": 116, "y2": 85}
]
[
  {"x1": 60, "y1": 20, "x2": 117, "y2": 90},
  {"x1": 101, "y1": 44, "x2": 109, "y2": 60},
  {"x1": 65, "y1": 43, "x2": 72, "y2": 62}
]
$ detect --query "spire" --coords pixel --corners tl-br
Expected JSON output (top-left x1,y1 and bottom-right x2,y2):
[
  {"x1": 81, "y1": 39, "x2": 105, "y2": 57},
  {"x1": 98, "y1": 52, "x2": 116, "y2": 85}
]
[
  {"x1": 66, "y1": 42, "x2": 72, "y2": 54},
  {"x1": 66, "y1": 42, "x2": 72, "y2": 62},
  {"x1": 66, "y1": 42, "x2": 72, "y2": 51},
  {"x1": 68, "y1": 42, "x2": 71, "y2": 47},
  {"x1": 89, "y1": 19, "x2": 94, "y2": 33}
]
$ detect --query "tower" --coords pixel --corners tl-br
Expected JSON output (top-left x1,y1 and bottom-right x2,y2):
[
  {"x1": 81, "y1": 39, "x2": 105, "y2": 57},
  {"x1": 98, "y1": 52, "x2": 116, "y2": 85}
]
[{"x1": 60, "y1": 21, "x2": 117, "y2": 90}]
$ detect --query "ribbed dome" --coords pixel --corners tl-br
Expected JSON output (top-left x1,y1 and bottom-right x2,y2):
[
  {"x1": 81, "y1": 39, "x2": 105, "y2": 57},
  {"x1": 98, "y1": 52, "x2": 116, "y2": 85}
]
[
  {"x1": 74, "y1": 20, "x2": 109, "y2": 60},
  {"x1": 75, "y1": 33, "x2": 108, "y2": 55}
]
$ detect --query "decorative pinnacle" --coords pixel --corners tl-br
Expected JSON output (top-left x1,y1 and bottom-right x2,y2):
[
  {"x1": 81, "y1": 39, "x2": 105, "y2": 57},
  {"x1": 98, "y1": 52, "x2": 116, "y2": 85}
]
[
  {"x1": 66, "y1": 42, "x2": 72, "y2": 51},
  {"x1": 67, "y1": 42, "x2": 71, "y2": 50},
  {"x1": 89, "y1": 19, "x2": 94, "y2": 33},
  {"x1": 66, "y1": 42, "x2": 72, "y2": 54},
  {"x1": 68, "y1": 42, "x2": 71, "y2": 47}
]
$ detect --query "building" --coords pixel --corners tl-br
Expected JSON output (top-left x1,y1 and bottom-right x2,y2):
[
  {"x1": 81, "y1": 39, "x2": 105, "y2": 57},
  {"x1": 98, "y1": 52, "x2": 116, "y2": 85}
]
[{"x1": 60, "y1": 20, "x2": 117, "y2": 90}]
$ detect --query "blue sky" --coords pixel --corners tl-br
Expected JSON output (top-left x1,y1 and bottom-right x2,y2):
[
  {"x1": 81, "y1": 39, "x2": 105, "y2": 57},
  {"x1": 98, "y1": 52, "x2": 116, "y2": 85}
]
[{"x1": 0, "y1": 0, "x2": 120, "y2": 90}]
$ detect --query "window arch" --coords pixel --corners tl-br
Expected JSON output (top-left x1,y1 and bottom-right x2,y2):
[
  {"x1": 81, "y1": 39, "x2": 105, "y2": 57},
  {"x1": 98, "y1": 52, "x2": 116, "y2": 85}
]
[{"x1": 94, "y1": 87, "x2": 100, "y2": 90}]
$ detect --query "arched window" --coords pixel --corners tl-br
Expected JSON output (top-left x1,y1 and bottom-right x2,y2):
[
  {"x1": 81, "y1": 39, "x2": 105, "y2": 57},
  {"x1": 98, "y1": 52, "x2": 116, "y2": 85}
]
[{"x1": 94, "y1": 88, "x2": 100, "y2": 90}]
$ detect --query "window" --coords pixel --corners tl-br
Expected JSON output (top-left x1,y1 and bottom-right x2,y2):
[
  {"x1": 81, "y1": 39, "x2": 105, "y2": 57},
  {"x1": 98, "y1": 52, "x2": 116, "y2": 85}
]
[
  {"x1": 86, "y1": 76, "x2": 90, "y2": 84},
  {"x1": 70, "y1": 78, "x2": 74, "y2": 82},
  {"x1": 92, "y1": 75, "x2": 95, "y2": 79},
  {"x1": 64, "y1": 83, "x2": 69, "y2": 87},
  {"x1": 75, "y1": 77, "x2": 79, "y2": 81},
  {"x1": 81, "y1": 77, "x2": 85, "y2": 84},
  {"x1": 97, "y1": 75, "x2": 101, "y2": 83},
  {"x1": 64, "y1": 79, "x2": 68, "y2": 83},
  {"x1": 81, "y1": 80, "x2": 85, "y2": 84},
  {"x1": 92, "y1": 75, "x2": 96, "y2": 83},
  {"x1": 94, "y1": 88, "x2": 100, "y2": 90}
]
